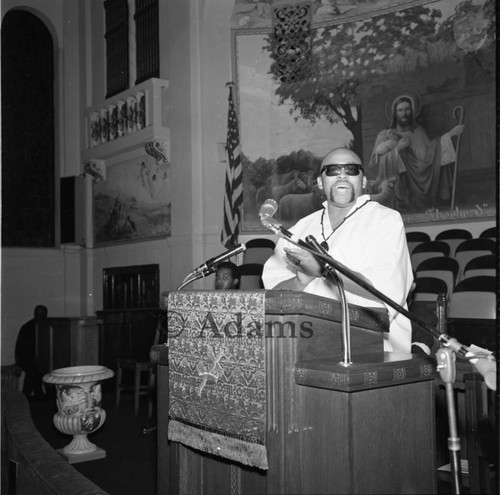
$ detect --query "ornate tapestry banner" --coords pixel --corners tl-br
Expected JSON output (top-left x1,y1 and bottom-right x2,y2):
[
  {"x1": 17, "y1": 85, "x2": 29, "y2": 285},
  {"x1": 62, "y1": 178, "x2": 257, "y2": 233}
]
[{"x1": 167, "y1": 290, "x2": 268, "y2": 469}]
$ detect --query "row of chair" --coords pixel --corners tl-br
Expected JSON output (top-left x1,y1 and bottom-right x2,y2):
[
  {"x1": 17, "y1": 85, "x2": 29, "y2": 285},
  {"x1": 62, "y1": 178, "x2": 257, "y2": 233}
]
[
  {"x1": 410, "y1": 238, "x2": 496, "y2": 282},
  {"x1": 412, "y1": 275, "x2": 496, "y2": 319},
  {"x1": 414, "y1": 254, "x2": 495, "y2": 297},
  {"x1": 406, "y1": 229, "x2": 496, "y2": 340},
  {"x1": 407, "y1": 227, "x2": 496, "y2": 257},
  {"x1": 408, "y1": 227, "x2": 495, "y2": 253},
  {"x1": 240, "y1": 234, "x2": 496, "y2": 295},
  {"x1": 406, "y1": 231, "x2": 497, "y2": 492}
]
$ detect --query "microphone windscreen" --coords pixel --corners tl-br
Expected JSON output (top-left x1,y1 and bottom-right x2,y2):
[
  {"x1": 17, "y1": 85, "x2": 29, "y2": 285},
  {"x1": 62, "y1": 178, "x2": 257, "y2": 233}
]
[{"x1": 259, "y1": 199, "x2": 278, "y2": 218}]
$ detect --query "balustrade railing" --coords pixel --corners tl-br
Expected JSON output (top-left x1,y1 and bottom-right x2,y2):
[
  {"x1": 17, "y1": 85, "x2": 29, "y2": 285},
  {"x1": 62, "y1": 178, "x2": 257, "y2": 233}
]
[{"x1": 84, "y1": 78, "x2": 168, "y2": 151}]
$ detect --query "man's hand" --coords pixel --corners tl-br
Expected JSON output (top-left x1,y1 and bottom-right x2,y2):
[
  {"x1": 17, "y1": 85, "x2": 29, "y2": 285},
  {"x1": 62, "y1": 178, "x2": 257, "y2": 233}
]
[
  {"x1": 272, "y1": 246, "x2": 322, "y2": 291},
  {"x1": 284, "y1": 246, "x2": 322, "y2": 284}
]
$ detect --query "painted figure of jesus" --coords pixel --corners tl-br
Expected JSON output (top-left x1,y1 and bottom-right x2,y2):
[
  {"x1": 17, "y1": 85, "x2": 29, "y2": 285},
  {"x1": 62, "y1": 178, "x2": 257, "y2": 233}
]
[{"x1": 369, "y1": 92, "x2": 464, "y2": 212}]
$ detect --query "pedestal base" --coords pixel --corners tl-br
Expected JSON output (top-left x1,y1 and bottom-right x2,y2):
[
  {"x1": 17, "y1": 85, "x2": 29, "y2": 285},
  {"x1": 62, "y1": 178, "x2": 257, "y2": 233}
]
[{"x1": 57, "y1": 446, "x2": 106, "y2": 464}]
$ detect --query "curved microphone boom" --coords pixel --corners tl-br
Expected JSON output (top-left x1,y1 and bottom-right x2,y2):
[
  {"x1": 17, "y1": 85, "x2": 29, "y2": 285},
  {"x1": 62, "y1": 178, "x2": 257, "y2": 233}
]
[
  {"x1": 191, "y1": 243, "x2": 246, "y2": 277},
  {"x1": 306, "y1": 235, "x2": 352, "y2": 365}
]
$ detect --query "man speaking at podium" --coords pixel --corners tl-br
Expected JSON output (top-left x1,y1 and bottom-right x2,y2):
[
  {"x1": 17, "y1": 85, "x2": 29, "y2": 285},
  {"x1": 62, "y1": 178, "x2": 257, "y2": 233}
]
[{"x1": 262, "y1": 147, "x2": 413, "y2": 354}]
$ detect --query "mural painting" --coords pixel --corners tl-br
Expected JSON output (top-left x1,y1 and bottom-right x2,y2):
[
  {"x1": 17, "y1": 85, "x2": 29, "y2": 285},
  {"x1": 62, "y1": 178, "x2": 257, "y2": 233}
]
[
  {"x1": 94, "y1": 140, "x2": 171, "y2": 244},
  {"x1": 234, "y1": 0, "x2": 495, "y2": 231}
]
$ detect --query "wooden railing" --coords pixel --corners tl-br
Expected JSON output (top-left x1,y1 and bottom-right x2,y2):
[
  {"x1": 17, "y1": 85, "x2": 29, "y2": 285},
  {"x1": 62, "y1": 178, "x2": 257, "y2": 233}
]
[{"x1": 2, "y1": 388, "x2": 109, "y2": 495}]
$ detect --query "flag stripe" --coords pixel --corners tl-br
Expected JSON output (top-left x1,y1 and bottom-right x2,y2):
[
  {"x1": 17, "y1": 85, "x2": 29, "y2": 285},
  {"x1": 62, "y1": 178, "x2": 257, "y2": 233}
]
[{"x1": 221, "y1": 85, "x2": 243, "y2": 249}]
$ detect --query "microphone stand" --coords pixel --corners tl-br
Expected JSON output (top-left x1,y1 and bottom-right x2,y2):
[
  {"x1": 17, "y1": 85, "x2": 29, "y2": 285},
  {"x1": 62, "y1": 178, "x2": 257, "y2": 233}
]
[
  {"x1": 176, "y1": 268, "x2": 213, "y2": 291},
  {"x1": 305, "y1": 235, "x2": 352, "y2": 366},
  {"x1": 176, "y1": 244, "x2": 246, "y2": 290},
  {"x1": 331, "y1": 270, "x2": 351, "y2": 366},
  {"x1": 436, "y1": 347, "x2": 462, "y2": 494}
]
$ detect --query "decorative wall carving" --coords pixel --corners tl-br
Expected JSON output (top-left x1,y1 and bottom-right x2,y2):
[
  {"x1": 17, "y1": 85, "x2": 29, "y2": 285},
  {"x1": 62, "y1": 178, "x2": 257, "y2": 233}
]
[{"x1": 271, "y1": 4, "x2": 311, "y2": 83}]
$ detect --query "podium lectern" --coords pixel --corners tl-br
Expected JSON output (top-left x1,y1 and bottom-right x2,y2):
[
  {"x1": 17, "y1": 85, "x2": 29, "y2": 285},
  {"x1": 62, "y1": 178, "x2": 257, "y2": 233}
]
[{"x1": 154, "y1": 290, "x2": 436, "y2": 495}]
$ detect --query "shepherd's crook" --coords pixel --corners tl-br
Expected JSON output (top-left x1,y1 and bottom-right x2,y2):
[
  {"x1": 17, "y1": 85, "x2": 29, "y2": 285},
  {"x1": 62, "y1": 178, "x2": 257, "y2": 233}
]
[{"x1": 450, "y1": 106, "x2": 464, "y2": 210}]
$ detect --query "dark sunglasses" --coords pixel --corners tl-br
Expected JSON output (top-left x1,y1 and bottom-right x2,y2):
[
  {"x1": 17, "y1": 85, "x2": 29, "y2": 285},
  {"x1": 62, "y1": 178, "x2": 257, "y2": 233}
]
[{"x1": 320, "y1": 164, "x2": 364, "y2": 176}]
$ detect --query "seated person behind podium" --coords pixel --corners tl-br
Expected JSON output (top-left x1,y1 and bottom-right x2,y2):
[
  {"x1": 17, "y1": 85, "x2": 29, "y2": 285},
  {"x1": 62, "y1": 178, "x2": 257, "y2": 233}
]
[
  {"x1": 262, "y1": 147, "x2": 414, "y2": 353},
  {"x1": 215, "y1": 261, "x2": 240, "y2": 290}
]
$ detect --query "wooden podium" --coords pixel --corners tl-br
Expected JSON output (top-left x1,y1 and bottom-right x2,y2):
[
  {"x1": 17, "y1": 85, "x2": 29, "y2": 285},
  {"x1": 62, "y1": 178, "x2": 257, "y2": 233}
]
[{"x1": 154, "y1": 290, "x2": 437, "y2": 495}]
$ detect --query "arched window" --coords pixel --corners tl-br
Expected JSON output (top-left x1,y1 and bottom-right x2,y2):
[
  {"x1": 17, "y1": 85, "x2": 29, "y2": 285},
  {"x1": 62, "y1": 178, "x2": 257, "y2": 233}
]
[{"x1": 1, "y1": 10, "x2": 55, "y2": 247}]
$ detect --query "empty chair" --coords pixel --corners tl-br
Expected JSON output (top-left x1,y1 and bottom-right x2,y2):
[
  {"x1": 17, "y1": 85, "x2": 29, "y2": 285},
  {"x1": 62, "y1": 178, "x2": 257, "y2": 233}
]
[
  {"x1": 243, "y1": 238, "x2": 276, "y2": 265},
  {"x1": 411, "y1": 276, "x2": 448, "y2": 302},
  {"x1": 463, "y1": 254, "x2": 496, "y2": 280},
  {"x1": 415, "y1": 256, "x2": 459, "y2": 298},
  {"x1": 452, "y1": 275, "x2": 496, "y2": 293},
  {"x1": 408, "y1": 277, "x2": 448, "y2": 333},
  {"x1": 454, "y1": 238, "x2": 496, "y2": 281},
  {"x1": 238, "y1": 263, "x2": 264, "y2": 289},
  {"x1": 406, "y1": 231, "x2": 431, "y2": 255},
  {"x1": 435, "y1": 228, "x2": 472, "y2": 257},
  {"x1": 479, "y1": 226, "x2": 496, "y2": 241},
  {"x1": 116, "y1": 315, "x2": 165, "y2": 417},
  {"x1": 410, "y1": 240, "x2": 450, "y2": 270},
  {"x1": 448, "y1": 276, "x2": 496, "y2": 319}
]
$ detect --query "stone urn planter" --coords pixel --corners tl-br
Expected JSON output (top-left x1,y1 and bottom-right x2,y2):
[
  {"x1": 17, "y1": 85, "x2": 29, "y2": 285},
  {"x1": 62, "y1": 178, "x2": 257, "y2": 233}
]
[{"x1": 43, "y1": 365, "x2": 114, "y2": 463}]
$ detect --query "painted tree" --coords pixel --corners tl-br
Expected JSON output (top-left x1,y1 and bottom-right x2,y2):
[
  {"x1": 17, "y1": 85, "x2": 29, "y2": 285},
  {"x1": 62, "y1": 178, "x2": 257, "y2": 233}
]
[{"x1": 264, "y1": 0, "x2": 494, "y2": 156}]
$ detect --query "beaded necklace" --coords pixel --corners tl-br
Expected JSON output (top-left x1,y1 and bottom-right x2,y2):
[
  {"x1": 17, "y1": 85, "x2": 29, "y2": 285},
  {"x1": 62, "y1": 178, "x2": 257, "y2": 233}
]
[{"x1": 320, "y1": 199, "x2": 371, "y2": 250}]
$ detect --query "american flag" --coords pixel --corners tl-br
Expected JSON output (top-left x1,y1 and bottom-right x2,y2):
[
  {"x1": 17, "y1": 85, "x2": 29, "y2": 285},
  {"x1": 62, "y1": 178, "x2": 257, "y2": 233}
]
[{"x1": 220, "y1": 84, "x2": 243, "y2": 249}]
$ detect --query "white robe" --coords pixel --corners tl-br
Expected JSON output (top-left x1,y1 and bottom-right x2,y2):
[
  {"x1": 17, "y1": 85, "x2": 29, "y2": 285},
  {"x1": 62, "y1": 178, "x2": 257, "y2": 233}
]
[{"x1": 262, "y1": 195, "x2": 413, "y2": 353}]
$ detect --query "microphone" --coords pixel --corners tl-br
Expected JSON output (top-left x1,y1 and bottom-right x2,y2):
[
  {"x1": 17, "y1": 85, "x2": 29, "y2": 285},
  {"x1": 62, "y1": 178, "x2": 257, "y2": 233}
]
[
  {"x1": 259, "y1": 198, "x2": 309, "y2": 248},
  {"x1": 259, "y1": 199, "x2": 278, "y2": 220},
  {"x1": 192, "y1": 243, "x2": 246, "y2": 277},
  {"x1": 259, "y1": 198, "x2": 290, "y2": 236}
]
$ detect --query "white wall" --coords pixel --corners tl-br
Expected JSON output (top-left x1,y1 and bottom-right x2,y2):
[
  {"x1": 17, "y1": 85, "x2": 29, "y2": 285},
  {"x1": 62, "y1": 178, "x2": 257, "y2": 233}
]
[{"x1": 166, "y1": 0, "x2": 236, "y2": 289}]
